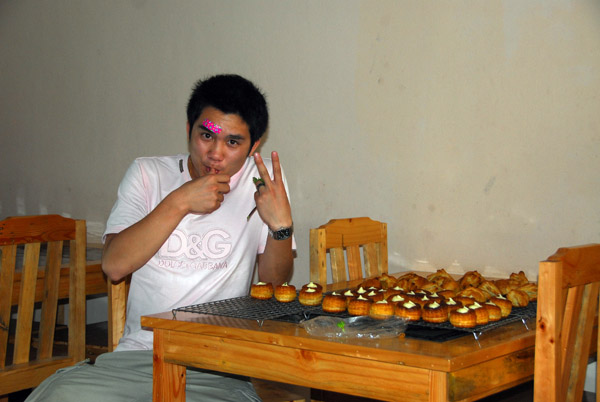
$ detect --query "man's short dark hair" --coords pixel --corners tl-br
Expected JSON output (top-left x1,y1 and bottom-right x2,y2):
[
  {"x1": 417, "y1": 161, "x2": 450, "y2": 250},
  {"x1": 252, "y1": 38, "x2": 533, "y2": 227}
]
[{"x1": 186, "y1": 74, "x2": 269, "y2": 148}]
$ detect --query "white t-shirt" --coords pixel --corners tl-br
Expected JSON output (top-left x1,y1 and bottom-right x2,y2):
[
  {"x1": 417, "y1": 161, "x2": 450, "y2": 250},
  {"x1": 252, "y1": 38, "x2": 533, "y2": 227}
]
[{"x1": 103, "y1": 153, "x2": 294, "y2": 351}]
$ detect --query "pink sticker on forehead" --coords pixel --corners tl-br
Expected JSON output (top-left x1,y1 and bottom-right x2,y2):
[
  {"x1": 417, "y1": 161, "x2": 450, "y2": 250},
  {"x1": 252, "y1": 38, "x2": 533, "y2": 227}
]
[{"x1": 202, "y1": 119, "x2": 222, "y2": 134}]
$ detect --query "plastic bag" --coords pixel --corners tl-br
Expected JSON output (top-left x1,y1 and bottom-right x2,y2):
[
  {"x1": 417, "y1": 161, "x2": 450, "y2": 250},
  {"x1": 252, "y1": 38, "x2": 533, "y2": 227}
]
[{"x1": 300, "y1": 315, "x2": 408, "y2": 339}]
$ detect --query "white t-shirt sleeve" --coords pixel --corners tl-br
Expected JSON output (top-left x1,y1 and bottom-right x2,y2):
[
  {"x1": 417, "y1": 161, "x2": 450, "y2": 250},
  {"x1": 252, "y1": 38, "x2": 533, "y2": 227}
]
[{"x1": 103, "y1": 159, "x2": 150, "y2": 242}]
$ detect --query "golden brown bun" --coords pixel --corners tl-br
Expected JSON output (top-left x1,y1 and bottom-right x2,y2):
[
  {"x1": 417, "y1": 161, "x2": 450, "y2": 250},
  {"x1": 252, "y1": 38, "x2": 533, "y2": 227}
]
[
  {"x1": 299, "y1": 288, "x2": 323, "y2": 306},
  {"x1": 378, "y1": 273, "x2": 397, "y2": 289},
  {"x1": 360, "y1": 277, "x2": 381, "y2": 289},
  {"x1": 441, "y1": 278, "x2": 461, "y2": 292},
  {"x1": 443, "y1": 298, "x2": 463, "y2": 315},
  {"x1": 342, "y1": 289, "x2": 358, "y2": 306},
  {"x1": 365, "y1": 289, "x2": 385, "y2": 302},
  {"x1": 438, "y1": 289, "x2": 457, "y2": 299},
  {"x1": 490, "y1": 296, "x2": 513, "y2": 317},
  {"x1": 449, "y1": 307, "x2": 477, "y2": 328},
  {"x1": 384, "y1": 286, "x2": 404, "y2": 299},
  {"x1": 427, "y1": 268, "x2": 454, "y2": 284},
  {"x1": 493, "y1": 279, "x2": 518, "y2": 295},
  {"x1": 347, "y1": 296, "x2": 372, "y2": 316},
  {"x1": 274, "y1": 283, "x2": 296, "y2": 303},
  {"x1": 459, "y1": 271, "x2": 484, "y2": 289},
  {"x1": 510, "y1": 271, "x2": 529, "y2": 286},
  {"x1": 469, "y1": 302, "x2": 489, "y2": 325},
  {"x1": 506, "y1": 289, "x2": 529, "y2": 307},
  {"x1": 387, "y1": 293, "x2": 407, "y2": 306},
  {"x1": 322, "y1": 292, "x2": 347, "y2": 313},
  {"x1": 301, "y1": 282, "x2": 323, "y2": 292},
  {"x1": 369, "y1": 300, "x2": 395, "y2": 320},
  {"x1": 478, "y1": 280, "x2": 502, "y2": 299},
  {"x1": 250, "y1": 282, "x2": 274, "y2": 300},
  {"x1": 421, "y1": 281, "x2": 441, "y2": 294},
  {"x1": 484, "y1": 302, "x2": 502, "y2": 322},
  {"x1": 454, "y1": 296, "x2": 477, "y2": 307},
  {"x1": 456, "y1": 287, "x2": 488, "y2": 303},
  {"x1": 518, "y1": 282, "x2": 538, "y2": 302},
  {"x1": 394, "y1": 301, "x2": 422, "y2": 321},
  {"x1": 422, "y1": 301, "x2": 448, "y2": 323}
]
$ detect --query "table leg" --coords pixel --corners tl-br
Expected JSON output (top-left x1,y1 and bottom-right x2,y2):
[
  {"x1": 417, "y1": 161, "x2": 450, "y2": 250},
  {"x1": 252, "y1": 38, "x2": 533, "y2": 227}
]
[
  {"x1": 429, "y1": 370, "x2": 448, "y2": 401},
  {"x1": 153, "y1": 328, "x2": 186, "y2": 401}
]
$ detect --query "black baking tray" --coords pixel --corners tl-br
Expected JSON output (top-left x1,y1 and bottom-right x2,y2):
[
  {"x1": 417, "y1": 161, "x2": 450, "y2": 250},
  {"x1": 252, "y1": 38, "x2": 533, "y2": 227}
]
[{"x1": 173, "y1": 295, "x2": 537, "y2": 342}]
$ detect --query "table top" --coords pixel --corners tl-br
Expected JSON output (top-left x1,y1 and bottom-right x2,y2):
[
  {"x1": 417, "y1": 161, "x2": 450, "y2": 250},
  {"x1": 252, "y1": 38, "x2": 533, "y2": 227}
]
[{"x1": 142, "y1": 282, "x2": 536, "y2": 374}]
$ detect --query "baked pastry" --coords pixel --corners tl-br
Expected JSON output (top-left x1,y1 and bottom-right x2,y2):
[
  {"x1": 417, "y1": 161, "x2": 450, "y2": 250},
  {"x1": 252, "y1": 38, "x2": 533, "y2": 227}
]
[
  {"x1": 468, "y1": 302, "x2": 489, "y2": 325},
  {"x1": 421, "y1": 281, "x2": 441, "y2": 294},
  {"x1": 394, "y1": 300, "x2": 422, "y2": 321},
  {"x1": 427, "y1": 268, "x2": 454, "y2": 285},
  {"x1": 422, "y1": 301, "x2": 448, "y2": 323},
  {"x1": 378, "y1": 273, "x2": 397, "y2": 289},
  {"x1": 456, "y1": 287, "x2": 488, "y2": 303},
  {"x1": 384, "y1": 285, "x2": 404, "y2": 299},
  {"x1": 510, "y1": 271, "x2": 529, "y2": 286},
  {"x1": 322, "y1": 292, "x2": 347, "y2": 313},
  {"x1": 301, "y1": 281, "x2": 323, "y2": 293},
  {"x1": 366, "y1": 289, "x2": 384, "y2": 302},
  {"x1": 354, "y1": 286, "x2": 369, "y2": 297},
  {"x1": 369, "y1": 300, "x2": 395, "y2": 320},
  {"x1": 493, "y1": 279, "x2": 518, "y2": 295},
  {"x1": 250, "y1": 282, "x2": 274, "y2": 300},
  {"x1": 414, "y1": 294, "x2": 431, "y2": 307},
  {"x1": 360, "y1": 277, "x2": 381, "y2": 289},
  {"x1": 490, "y1": 295, "x2": 513, "y2": 318},
  {"x1": 459, "y1": 271, "x2": 484, "y2": 289},
  {"x1": 274, "y1": 282, "x2": 296, "y2": 303},
  {"x1": 443, "y1": 298, "x2": 463, "y2": 315},
  {"x1": 518, "y1": 282, "x2": 538, "y2": 302},
  {"x1": 387, "y1": 294, "x2": 407, "y2": 306},
  {"x1": 483, "y1": 302, "x2": 502, "y2": 322},
  {"x1": 506, "y1": 289, "x2": 529, "y2": 307},
  {"x1": 441, "y1": 278, "x2": 460, "y2": 293},
  {"x1": 299, "y1": 287, "x2": 323, "y2": 306},
  {"x1": 438, "y1": 289, "x2": 457, "y2": 299},
  {"x1": 347, "y1": 295, "x2": 372, "y2": 316},
  {"x1": 478, "y1": 280, "x2": 501, "y2": 299},
  {"x1": 454, "y1": 296, "x2": 476, "y2": 307},
  {"x1": 449, "y1": 307, "x2": 477, "y2": 328},
  {"x1": 343, "y1": 289, "x2": 357, "y2": 306}
]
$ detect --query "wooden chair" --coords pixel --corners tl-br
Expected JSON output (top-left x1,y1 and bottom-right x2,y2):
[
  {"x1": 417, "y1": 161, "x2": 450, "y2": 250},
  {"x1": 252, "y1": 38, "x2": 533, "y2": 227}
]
[
  {"x1": 107, "y1": 275, "x2": 308, "y2": 401},
  {"x1": 534, "y1": 244, "x2": 600, "y2": 402},
  {"x1": 310, "y1": 217, "x2": 388, "y2": 285},
  {"x1": 0, "y1": 215, "x2": 86, "y2": 399},
  {"x1": 308, "y1": 217, "x2": 387, "y2": 402}
]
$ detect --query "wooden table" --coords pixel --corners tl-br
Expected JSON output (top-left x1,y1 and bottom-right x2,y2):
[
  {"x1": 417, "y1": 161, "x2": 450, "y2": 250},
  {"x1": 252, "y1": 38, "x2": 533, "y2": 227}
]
[{"x1": 141, "y1": 279, "x2": 536, "y2": 402}]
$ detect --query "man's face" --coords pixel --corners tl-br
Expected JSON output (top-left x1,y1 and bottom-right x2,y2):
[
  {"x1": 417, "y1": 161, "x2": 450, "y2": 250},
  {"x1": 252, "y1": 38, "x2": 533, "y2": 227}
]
[{"x1": 187, "y1": 106, "x2": 260, "y2": 178}]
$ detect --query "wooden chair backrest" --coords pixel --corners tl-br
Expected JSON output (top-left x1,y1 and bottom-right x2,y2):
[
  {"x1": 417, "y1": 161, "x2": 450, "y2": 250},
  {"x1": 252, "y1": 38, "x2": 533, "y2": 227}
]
[
  {"x1": 0, "y1": 215, "x2": 86, "y2": 396},
  {"x1": 107, "y1": 275, "x2": 130, "y2": 352},
  {"x1": 309, "y1": 217, "x2": 388, "y2": 285},
  {"x1": 534, "y1": 244, "x2": 600, "y2": 402}
]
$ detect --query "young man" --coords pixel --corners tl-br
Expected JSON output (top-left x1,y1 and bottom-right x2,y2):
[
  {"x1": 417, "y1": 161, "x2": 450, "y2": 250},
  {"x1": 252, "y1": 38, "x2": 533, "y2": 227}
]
[{"x1": 26, "y1": 74, "x2": 294, "y2": 401}]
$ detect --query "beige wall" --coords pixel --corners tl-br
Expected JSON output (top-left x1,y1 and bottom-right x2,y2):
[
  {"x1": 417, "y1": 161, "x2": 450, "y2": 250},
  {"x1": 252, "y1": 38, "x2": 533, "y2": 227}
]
[{"x1": 1, "y1": 0, "x2": 599, "y2": 285}]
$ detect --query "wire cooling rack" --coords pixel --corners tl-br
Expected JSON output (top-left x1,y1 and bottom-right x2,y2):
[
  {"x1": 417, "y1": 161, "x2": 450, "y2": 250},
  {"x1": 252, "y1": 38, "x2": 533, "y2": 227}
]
[{"x1": 173, "y1": 294, "x2": 537, "y2": 341}]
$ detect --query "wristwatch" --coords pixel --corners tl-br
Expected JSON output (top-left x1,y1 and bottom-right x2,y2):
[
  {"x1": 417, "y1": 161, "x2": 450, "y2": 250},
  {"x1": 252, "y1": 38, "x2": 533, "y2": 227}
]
[{"x1": 268, "y1": 224, "x2": 294, "y2": 240}]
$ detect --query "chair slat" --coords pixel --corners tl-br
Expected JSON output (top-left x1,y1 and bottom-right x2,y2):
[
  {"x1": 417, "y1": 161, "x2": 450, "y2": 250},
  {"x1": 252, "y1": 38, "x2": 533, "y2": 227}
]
[
  {"x1": 38, "y1": 240, "x2": 63, "y2": 359},
  {"x1": 309, "y1": 229, "x2": 328, "y2": 285},
  {"x1": 68, "y1": 221, "x2": 86, "y2": 361},
  {"x1": 345, "y1": 245, "x2": 362, "y2": 281},
  {"x1": 330, "y1": 248, "x2": 347, "y2": 283},
  {"x1": 14, "y1": 243, "x2": 41, "y2": 364},
  {"x1": 0, "y1": 244, "x2": 17, "y2": 369},
  {"x1": 363, "y1": 243, "x2": 378, "y2": 278},
  {"x1": 566, "y1": 283, "x2": 599, "y2": 401}
]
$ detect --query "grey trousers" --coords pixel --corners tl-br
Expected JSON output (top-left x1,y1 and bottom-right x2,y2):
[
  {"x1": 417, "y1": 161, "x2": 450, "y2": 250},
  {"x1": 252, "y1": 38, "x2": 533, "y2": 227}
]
[{"x1": 26, "y1": 350, "x2": 262, "y2": 402}]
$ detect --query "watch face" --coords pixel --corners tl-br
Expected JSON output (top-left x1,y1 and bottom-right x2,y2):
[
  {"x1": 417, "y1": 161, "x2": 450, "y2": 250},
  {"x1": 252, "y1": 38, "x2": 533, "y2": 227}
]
[{"x1": 272, "y1": 227, "x2": 292, "y2": 240}]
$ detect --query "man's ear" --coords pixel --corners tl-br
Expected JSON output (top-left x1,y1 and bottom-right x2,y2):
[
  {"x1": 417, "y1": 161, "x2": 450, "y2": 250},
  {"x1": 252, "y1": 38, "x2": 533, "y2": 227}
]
[{"x1": 249, "y1": 139, "x2": 261, "y2": 155}]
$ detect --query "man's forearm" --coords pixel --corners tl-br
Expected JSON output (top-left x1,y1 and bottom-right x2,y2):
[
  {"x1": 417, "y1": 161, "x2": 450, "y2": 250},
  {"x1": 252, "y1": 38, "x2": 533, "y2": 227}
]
[
  {"x1": 102, "y1": 192, "x2": 188, "y2": 281},
  {"x1": 257, "y1": 238, "x2": 294, "y2": 286}
]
